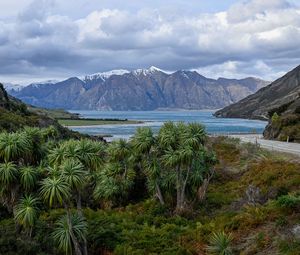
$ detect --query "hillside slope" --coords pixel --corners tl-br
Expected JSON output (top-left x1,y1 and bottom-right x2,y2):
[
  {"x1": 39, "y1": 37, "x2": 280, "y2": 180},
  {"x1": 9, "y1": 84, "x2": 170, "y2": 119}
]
[
  {"x1": 215, "y1": 65, "x2": 300, "y2": 120},
  {"x1": 0, "y1": 83, "x2": 81, "y2": 138},
  {"x1": 11, "y1": 67, "x2": 268, "y2": 110},
  {"x1": 215, "y1": 65, "x2": 300, "y2": 142}
]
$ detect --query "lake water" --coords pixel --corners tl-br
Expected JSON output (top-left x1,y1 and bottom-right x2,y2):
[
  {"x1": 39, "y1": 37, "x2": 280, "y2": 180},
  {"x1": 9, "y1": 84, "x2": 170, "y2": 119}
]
[{"x1": 68, "y1": 110, "x2": 267, "y2": 141}]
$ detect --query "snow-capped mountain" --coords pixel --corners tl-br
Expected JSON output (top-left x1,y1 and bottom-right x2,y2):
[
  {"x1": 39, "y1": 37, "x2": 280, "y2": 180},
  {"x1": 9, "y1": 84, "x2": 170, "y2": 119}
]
[
  {"x1": 3, "y1": 83, "x2": 24, "y2": 92},
  {"x1": 132, "y1": 66, "x2": 167, "y2": 76},
  {"x1": 10, "y1": 66, "x2": 269, "y2": 110},
  {"x1": 84, "y1": 69, "x2": 130, "y2": 81},
  {"x1": 29, "y1": 80, "x2": 59, "y2": 88}
]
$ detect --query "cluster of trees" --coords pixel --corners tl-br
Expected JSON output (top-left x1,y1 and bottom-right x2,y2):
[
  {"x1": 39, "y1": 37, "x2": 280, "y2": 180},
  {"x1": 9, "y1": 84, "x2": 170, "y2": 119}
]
[{"x1": 0, "y1": 122, "x2": 216, "y2": 255}]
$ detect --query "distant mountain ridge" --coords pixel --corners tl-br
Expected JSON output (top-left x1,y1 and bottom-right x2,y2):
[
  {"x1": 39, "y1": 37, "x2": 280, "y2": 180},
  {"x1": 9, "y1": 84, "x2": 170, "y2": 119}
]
[
  {"x1": 10, "y1": 66, "x2": 269, "y2": 111},
  {"x1": 214, "y1": 65, "x2": 300, "y2": 142},
  {"x1": 215, "y1": 65, "x2": 300, "y2": 120}
]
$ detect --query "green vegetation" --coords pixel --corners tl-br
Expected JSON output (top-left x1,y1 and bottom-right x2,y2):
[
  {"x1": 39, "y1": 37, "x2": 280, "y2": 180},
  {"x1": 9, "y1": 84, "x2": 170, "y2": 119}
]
[
  {"x1": 267, "y1": 113, "x2": 300, "y2": 142},
  {"x1": 58, "y1": 118, "x2": 142, "y2": 126},
  {"x1": 265, "y1": 97, "x2": 300, "y2": 142},
  {"x1": 0, "y1": 84, "x2": 96, "y2": 140},
  {"x1": 271, "y1": 112, "x2": 280, "y2": 124},
  {"x1": 0, "y1": 124, "x2": 299, "y2": 254},
  {"x1": 206, "y1": 231, "x2": 233, "y2": 255},
  {"x1": 27, "y1": 106, "x2": 80, "y2": 119}
]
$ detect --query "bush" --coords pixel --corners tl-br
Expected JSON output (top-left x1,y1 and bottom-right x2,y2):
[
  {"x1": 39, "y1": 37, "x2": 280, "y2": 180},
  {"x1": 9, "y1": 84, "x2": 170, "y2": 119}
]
[
  {"x1": 84, "y1": 205, "x2": 193, "y2": 254},
  {"x1": 279, "y1": 239, "x2": 300, "y2": 255},
  {"x1": 206, "y1": 231, "x2": 233, "y2": 255},
  {"x1": 276, "y1": 194, "x2": 300, "y2": 209}
]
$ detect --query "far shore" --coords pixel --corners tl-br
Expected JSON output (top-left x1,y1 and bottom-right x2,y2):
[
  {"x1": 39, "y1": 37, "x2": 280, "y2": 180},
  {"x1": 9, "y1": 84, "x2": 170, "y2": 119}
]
[{"x1": 58, "y1": 118, "x2": 143, "y2": 127}]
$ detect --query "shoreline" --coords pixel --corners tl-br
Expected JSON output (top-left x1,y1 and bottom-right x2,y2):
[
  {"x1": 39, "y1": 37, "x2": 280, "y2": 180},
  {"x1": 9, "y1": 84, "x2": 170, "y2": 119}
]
[{"x1": 58, "y1": 118, "x2": 144, "y2": 127}]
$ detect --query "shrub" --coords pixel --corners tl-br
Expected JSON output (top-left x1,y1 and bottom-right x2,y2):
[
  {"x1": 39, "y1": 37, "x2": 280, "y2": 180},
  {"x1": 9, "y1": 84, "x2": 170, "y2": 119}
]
[
  {"x1": 279, "y1": 239, "x2": 300, "y2": 255},
  {"x1": 206, "y1": 231, "x2": 233, "y2": 255},
  {"x1": 276, "y1": 194, "x2": 300, "y2": 209},
  {"x1": 271, "y1": 112, "x2": 280, "y2": 125}
]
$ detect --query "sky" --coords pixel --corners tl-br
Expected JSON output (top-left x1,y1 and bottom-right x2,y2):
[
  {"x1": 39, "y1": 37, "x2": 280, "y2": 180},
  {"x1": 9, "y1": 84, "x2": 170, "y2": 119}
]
[{"x1": 0, "y1": 0, "x2": 300, "y2": 84}]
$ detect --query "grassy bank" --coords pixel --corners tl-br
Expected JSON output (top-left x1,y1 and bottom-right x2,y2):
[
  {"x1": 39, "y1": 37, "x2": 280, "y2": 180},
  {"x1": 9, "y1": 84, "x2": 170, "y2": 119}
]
[{"x1": 27, "y1": 106, "x2": 80, "y2": 119}]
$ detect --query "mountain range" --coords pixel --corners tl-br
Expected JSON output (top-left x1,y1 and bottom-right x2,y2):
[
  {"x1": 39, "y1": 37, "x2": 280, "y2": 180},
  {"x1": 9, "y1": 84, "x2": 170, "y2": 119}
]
[{"x1": 9, "y1": 66, "x2": 268, "y2": 111}]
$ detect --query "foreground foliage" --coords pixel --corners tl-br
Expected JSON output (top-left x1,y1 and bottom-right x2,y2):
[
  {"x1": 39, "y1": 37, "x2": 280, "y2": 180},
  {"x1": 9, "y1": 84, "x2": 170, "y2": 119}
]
[{"x1": 0, "y1": 126, "x2": 299, "y2": 255}]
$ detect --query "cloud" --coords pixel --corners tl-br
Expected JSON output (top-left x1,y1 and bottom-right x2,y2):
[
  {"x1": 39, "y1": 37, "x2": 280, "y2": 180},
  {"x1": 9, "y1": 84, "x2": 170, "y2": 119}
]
[
  {"x1": 227, "y1": 0, "x2": 291, "y2": 23},
  {"x1": 0, "y1": 0, "x2": 299, "y2": 83}
]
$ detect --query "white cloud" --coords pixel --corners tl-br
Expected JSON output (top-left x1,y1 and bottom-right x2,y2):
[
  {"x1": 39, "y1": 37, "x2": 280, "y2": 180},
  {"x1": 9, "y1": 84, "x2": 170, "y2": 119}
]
[{"x1": 0, "y1": 0, "x2": 299, "y2": 83}]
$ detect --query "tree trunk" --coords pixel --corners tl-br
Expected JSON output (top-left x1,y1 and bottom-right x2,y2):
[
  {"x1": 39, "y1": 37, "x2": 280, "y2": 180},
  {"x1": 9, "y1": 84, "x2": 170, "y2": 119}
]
[
  {"x1": 82, "y1": 237, "x2": 88, "y2": 255},
  {"x1": 76, "y1": 193, "x2": 82, "y2": 213},
  {"x1": 122, "y1": 160, "x2": 128, "y2": 179},
  {"x1": 176, "y1": 165, "x2": 183, "y2": 213},
  {"x1": 67, "y1": 210, "x2": 83, "y2": 255},
  {"x1": 197, "y1": 178, "x2": 209, "y2": 202},
  {"x1": 197, "y1": 169, "x2": 215, "y2": 202},
  {"x1": 76, "y1": 193, "x2": 88, "y2": 255},
  {"x1": 180, "y1": 166, "x2": 191, "y2": 211},
  {"x1": 155, "y1": 182, "x2": 165, "y2": 205},
  {"x1": 63, "y1": 202, "x2": 83, "y2": 255}
]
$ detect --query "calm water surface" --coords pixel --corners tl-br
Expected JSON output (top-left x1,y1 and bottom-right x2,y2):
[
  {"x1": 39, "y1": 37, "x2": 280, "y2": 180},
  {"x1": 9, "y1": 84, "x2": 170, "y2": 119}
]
[{"x1": 68, "y1": 110, "x2": 267, "y2": 140}]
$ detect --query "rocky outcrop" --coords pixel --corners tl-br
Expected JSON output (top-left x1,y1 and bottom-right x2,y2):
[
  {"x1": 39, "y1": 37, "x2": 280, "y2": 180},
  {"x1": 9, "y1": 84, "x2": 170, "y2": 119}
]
[{"x1": 11, "y1": 67, "x2": 268, "y2": 110}]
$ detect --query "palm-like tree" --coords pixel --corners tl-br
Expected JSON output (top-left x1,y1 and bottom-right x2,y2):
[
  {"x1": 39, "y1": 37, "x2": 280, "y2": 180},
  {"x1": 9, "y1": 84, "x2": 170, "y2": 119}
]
[
  {"x1": 94, "y1": 161, "x2": 135, "y2": 205},
  {"x1": 49, "y1": 146, "x2": 66, "y2": 166},
  {"x1": 49, "y1": 139, "x2": 105, "y2": 172},
  {"x1": 40, "y1": 176, "x2": 70, "y2": 207},
  {"x1": 184, "y1": 123, "x2": 206, "y2": 149},
  {"x1": 14, "y1": 194, "x2": 40, "y2": 236},
  {"x1": 61, "y1": 159, "x2": 86, "y2": 212},
  {"x1": 42, "y1": 125, "x2": 59, "y2": 140},
  {"x1": 40, "y1": 174, "x2": 84, "y2": 255},
  {"x1": 108, "y1": 139, "x2": 131, "y2": 162},
  {"x1": 63, "y1": 140, "x2": 79, "y2": 159},
  {"x1": 20, "y1": 166, "x2": 39, "y2": 191},
  {"x1": 131, "y1": 127, "x2": 166, "y2": 205},
  {"x1": 145, "y1": 155, "x2": 166, "y2": 205},
  {"x1": 61, "y1": 159, "x2": 86, "y2": 191},
  {"x1": 108, "y1": 139, "x2": 132, "y2": 178},
  {"x1": 0, "y1": 161, "x2": 18, "y2": 186},
  {"x1": 60, "y1": 157, "x2": 89, "y2": 255},
  {"x1": 52, "y1": 213, "x2": 87, "y2": 255},
  {"x1": 131, "y1": 127, "x2": 155, "y2": 154},
  {"x1": 23, "y1": 127, "x2": 46, "y2": 164},
  {"x1": 0, "y1": 132, "x2": 31, "y2": 163},
  {"x1": 0, "y1": 161, "x2": 18, "y2": 212},
  {"x1": 158, "y1": 121, "x2": 179, "y2": 149},
  {"x1": 75, "y1": 139, "x2": 105, "y2": 171},
  {"x1": 94, "y1": 140, "x2": 134, "y2": 205},
  {"x1": 158, "y1": 122, "x2": 212, "y2": 213},
  {"x1": 48, "y1": 139, "x2": 102, "y2": 255}
]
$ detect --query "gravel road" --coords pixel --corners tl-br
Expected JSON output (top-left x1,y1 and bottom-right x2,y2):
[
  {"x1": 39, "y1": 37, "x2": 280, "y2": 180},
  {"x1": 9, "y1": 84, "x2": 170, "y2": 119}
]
[{"x1": 228, "y1": 134, "x2": 300, "y2": 156}]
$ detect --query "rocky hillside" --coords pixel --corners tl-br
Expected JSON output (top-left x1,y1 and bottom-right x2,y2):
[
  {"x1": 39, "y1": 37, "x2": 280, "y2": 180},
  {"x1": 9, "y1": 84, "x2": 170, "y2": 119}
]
[
  {"x1": 10, "y1": 67, "x2": 268, "y2": 110},
  {"x1": 215, "y1": 65, "x2": 300, "y2": 142},
  {"x1": 215, "y1": 65, "x2": 300, "y2": 120}
]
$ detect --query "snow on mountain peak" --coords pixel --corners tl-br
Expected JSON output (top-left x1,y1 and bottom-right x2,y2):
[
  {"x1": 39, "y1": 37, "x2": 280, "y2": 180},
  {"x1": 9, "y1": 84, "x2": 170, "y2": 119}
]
[
  {"x1": 3, "y1": 83, "x2": 25, "y2": 92},
  {"x1": 132, "y1": 66, "x2": 165, "y2": 76},
  {"x1": 29, "y1": 80, "x2": 59, "y2": 88},
  {"x1": 82, "y1": 66, "x2": 167, "y2": 81},
  {"x1": 85, "y1": 69, "x2": 130, "y2": 81}
]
